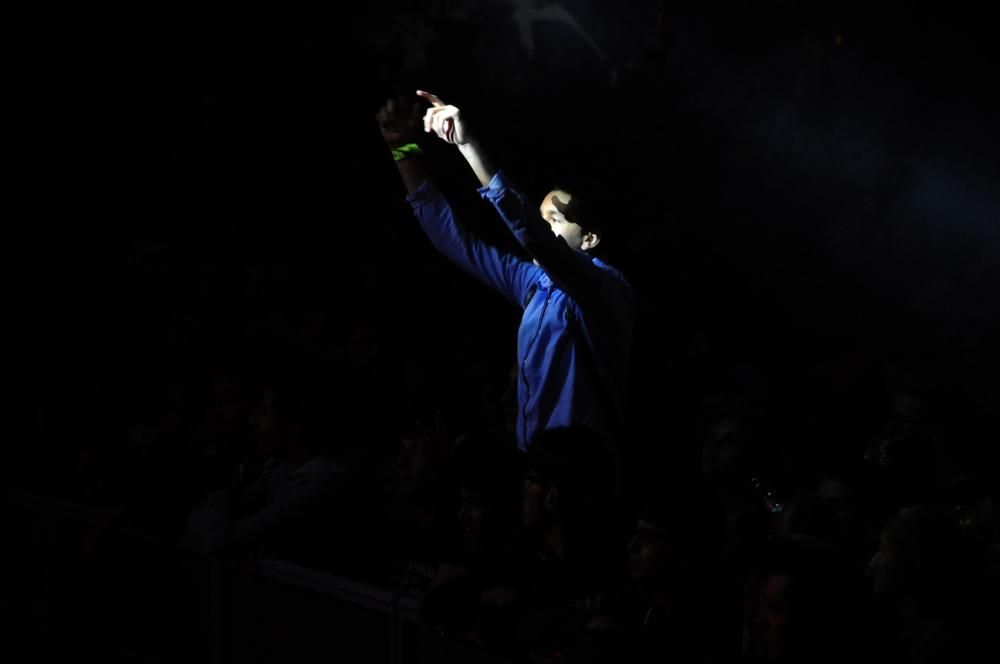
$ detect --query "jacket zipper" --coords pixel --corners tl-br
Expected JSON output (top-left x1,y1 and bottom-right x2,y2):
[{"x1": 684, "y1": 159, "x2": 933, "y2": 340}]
[{"x1": 521, "y1": 288, "x2": 550, "y2": 445}]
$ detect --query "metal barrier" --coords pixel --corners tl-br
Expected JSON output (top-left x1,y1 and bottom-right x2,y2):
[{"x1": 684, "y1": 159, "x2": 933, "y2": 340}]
[
  {"x1": 250, "y1": 556, "x2": 416, "y2": 664},
  {"x1": 7, "y1": 487, "x2": 515, "y2": 664}
]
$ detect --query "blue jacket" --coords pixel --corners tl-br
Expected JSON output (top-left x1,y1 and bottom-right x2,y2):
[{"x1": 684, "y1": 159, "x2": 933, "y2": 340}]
[{"x1": 408, "y1": 171, "x2": 635, "y2": 450}]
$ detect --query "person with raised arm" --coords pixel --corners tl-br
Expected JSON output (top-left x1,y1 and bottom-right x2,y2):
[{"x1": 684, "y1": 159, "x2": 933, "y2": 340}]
[{"x1": 376, "y1": 90, "x2": 635, "y2": 456}]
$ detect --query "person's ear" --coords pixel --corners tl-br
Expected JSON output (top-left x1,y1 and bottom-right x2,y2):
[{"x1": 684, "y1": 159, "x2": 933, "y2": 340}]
[
  {"x1": 581, "y1": 231, "x2": 601, "y2": 252},
  {"x1": 544, "y1": 485, "x2": 559, "y2": 512}
]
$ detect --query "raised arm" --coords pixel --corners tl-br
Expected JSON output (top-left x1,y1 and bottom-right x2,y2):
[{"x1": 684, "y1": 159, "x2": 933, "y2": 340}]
[
  {"x1": 417, "y1": 90, "x2": 615, "y2": 309},
  {"x1": 376, "y1": 94, "x2": 540, "y2": 307},
  {"x1": 417, "y1": 90, "x2": 497, "y2": 188},
  {"x1": 480, "y1": 172, "x2": 612, "y2": 307},
  {"x1": 377, "y1": 96, "x2": 428, "y2": 195}
]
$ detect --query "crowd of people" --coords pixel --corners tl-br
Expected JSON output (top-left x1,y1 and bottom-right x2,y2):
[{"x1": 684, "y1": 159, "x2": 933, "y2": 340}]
[{"x1": 9, "y1": 90, "x2": 999, "y2": 664}]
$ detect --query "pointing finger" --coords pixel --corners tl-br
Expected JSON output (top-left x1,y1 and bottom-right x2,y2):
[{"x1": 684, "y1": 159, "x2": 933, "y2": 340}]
[{"x1": 416, "y1": 89, "x2": 446, "y2": 107}]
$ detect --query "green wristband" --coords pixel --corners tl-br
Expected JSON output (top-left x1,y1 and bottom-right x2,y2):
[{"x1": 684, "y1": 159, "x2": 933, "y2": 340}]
[{"x1": 391, "y1": 143, "x2": 423, "y2": 161}]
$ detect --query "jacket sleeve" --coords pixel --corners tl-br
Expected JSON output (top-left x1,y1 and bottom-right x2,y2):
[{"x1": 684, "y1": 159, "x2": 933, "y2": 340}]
[
  {"x1": 478, "y1": 171, "x2": 609, "y2": 311},
  {"x1": 408, "y1": 178, "x2": 540, "y2": 308}
]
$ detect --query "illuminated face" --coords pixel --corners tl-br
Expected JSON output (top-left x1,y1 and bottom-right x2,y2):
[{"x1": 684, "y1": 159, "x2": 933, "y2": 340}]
[{"x1": 539, "y1": 190, "x2": 598, "y2": 253}]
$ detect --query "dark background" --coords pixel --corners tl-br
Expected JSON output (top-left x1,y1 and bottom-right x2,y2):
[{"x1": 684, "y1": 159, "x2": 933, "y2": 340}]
[
  {"x1": 9, "y1": 0, "x2": 1000, "y2": 496},
  {"x1": 7, "y1": 2, "x2": 1000, "y2": 662}
]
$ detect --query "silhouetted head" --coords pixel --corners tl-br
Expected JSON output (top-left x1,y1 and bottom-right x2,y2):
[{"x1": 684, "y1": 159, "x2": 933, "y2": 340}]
[
  {"x1": 628, "y1": 486, "x2": 714, "y2": 585},
  {"x1": 522, "y1": 426, "x2": 612, "y2": 530},
  {"x1": 453, "y1": 433, "x2": 521, "y2": 555},
  {"x1": 748, "y1": 536, "x2": 861, "y2": 662},
  {"x1": 868, "y1": 505, "x2": 965, "y2": 603},
  {"x1": 394, "y1": 432, "x2": 450, "y2": 496}
]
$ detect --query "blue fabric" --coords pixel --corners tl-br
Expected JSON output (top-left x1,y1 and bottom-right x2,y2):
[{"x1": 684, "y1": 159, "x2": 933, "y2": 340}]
[{"x1": 407, "y1": 172, "x2": 634, "y2": 450}]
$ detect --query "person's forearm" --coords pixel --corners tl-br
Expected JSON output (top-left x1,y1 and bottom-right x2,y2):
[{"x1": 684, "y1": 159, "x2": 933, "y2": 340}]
[
  {"x1": 458, "y1": 139, "x2": 497, "y2": 187},
  {"x1": 395, "y1": 153, "x2": 430, "y2": 194}
]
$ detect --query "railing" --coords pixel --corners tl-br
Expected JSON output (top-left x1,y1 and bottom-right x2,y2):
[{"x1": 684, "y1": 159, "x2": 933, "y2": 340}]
[
  {"x1": 6, "y1": 487, "x2": 511, "y2": 664},
  {"x1": 249, "y1": 556, "x2": 420, "y2": 664}
]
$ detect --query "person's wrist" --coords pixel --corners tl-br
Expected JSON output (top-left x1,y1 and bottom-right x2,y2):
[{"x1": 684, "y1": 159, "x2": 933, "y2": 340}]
[{"x1": 391, "y1": 142, "x2": 423, "y2": 161}]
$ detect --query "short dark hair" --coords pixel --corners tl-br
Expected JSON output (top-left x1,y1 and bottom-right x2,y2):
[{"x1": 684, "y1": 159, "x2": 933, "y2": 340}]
[{"x1": 550, "y1": 176, "x2": 608, "y2": 237}]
